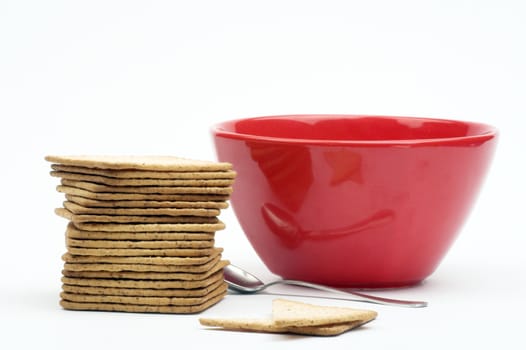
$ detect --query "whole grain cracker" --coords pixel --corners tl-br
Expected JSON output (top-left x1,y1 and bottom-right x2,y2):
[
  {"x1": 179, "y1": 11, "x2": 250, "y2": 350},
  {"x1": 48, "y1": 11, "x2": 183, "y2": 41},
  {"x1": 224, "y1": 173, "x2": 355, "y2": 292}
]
[
  {"x1": 61, "y1": 179, "x2": 233, "y2": 195},
  {"x1": 63, "y1": 255, "x2": 222, "y2": 273},
  {"x1": 65, "y1": 223, "x2": 215, "y2": 241},
  {"x1": 65, "y1": 194, "x2": 229, "y2": 209},
  {"x1": 52, "y1": 171, "x2": 234, "y2": 187},
  {"x1": 65, "y1": 237, "x2": 215, "y2": 249},
  {"x1": 55, "y1": 207, "x2": 219, "y2": 224},
  {"x1": 60, "y1": 282, "x2": 228, "y2": 306},
  {"x1": 61, "y1": 269, "x2": 224, "y2": 289},
  {"x1": 63, "y1": 201, "x2": 220, "y2": 217},
  {"x1": 62, "y1": 248, "x2": 222, "y2": 265},
  {"x1": 57, "y1": 185, "x2": 230, "y2": 202},
  {"x1": 62, "y1": 260, "x2": 229, "y2": 280},
  {"x1": 61, "y1": 279, "x2": 226, "y2": 297},
  {"x1": 52, "y1": 164, "x2": 236, "y2": 179},
  {"x1": 66, "y1": 221, "x2": 225, "y2": 232},
  {"x1": 66, "y1": 246, "x2": 218, "y2": 257},
  {"x1": 45, "y1": 155, "x2": 233, "y2": 172},
  {"x1": 272, "y1": 298, "x2": 377, "y2": 327},
  {"x1": 199, "y1": 318, "x2": 365, "y2": 336},
  {"x1": 60, "y1": 290, "x2": 226, "y2": 313}
]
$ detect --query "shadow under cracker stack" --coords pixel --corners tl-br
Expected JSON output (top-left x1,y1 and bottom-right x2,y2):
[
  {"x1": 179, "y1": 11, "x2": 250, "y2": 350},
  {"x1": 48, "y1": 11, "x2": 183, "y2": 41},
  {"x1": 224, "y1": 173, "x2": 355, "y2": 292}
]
[{"x1": 46, "y1": 155, "x2": 236, "y2": 314}]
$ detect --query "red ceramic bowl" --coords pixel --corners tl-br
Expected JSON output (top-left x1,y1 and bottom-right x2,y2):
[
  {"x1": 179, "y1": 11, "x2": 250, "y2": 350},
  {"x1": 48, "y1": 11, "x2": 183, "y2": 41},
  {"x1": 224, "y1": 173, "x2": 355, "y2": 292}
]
[{"x1": 212, "y1": 115, "x2": 497, "y2": 288}]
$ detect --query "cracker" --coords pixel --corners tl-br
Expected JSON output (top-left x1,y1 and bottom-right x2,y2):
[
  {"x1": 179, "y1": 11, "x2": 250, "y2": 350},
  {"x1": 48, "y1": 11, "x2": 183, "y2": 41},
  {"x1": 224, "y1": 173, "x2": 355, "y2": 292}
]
[
  {"x1": 65, "y1": 237, "x2": 215, "y2": 249},
  {"x1": 55, "y1": 207, "x2": 219, "y2": 224},
  {"x1": 60, "y1": 282, "x2": 228, "y2": 306},
  {"x1": 66, "y1": 246, "x2": 217, "y2": 257},
  {"x1": 199, "y1": 298, "x2": 376, "y2": 336},
  {"x1": 45, "y1": 155, "x2": 233, "y2": 172},
  {"x1": 52, "y1": 171, "x2": 234, "y2": 187},
  {"x1": 52, "y1": 164, "x2": 236, "y2": 179},
  {"x1": 66, "y1": 221, "x2": 225, "y2": 232},
  {"x1": 199, "y1": 318, "x2": 365, "y2": 336},
  {"x1": 65, "y1": 223, "x2": 215, "y2": 241},
  {"x1": 61, "y1": 179, "x2": 233, "y2": 195},
  {"x1": 61, "y1": 279, "x2": 226, "y2": 297},
  {"x1": 60, "y1": 290, "x2": 226, "y2": 313},
  {"x1": 272, "y1": 299, "x2": 377, "y2": 327},
  {"x1": 62, "y1": 260, "x2": 229, "y2": 280},
  {"x1": 63, "y1": 201, "x2": 221, "y2": 217},
  {"x1": 57, "y1": 185, "x2": 230, "y2": 202},
  {"x1": 63, "y1": 255, "x2": 222, "y2": 273},
  {"x1": 62, "y1": 248, "x2": 222, "y2": 265},
  {"x1": 65, "y1": 194, "x2": 229, "y2": 209},
  {"x1": 61, "y1": 270, "x2": 224, "y2": 289}
]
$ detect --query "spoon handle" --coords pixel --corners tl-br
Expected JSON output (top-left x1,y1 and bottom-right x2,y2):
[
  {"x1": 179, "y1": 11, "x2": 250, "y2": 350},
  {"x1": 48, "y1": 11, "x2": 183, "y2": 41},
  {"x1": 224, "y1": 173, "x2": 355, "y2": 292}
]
[{"x1": 266, "y1": 279, "x2": 428, "y2": 308}]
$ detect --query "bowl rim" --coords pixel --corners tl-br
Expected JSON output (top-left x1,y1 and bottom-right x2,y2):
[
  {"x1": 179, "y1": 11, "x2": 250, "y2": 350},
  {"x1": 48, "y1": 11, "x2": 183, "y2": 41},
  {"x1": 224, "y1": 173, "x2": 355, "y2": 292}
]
[{"x1": 212, "y1": 114, "x2": 498, "y2": 146}]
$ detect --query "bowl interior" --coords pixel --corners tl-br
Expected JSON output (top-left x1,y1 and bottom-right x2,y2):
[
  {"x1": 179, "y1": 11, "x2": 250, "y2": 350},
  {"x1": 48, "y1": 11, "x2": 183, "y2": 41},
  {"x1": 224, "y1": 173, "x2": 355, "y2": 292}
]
[{"x1": 215, "y1": 115, "x2": 495, "y2": 143}]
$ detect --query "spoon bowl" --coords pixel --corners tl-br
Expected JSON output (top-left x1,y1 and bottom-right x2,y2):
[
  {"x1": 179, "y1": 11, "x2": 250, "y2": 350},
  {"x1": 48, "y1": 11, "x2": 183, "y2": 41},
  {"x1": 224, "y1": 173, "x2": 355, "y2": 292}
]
[{"x1": 223, "y1": 264, "x2": 428, "y2": 308}]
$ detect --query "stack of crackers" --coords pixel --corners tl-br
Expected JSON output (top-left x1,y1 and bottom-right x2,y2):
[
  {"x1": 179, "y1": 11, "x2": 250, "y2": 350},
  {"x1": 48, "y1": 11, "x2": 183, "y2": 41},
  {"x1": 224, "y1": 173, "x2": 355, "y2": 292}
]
[{"x1": 45, "y1": 155, "x2": 235, "y2": 314}]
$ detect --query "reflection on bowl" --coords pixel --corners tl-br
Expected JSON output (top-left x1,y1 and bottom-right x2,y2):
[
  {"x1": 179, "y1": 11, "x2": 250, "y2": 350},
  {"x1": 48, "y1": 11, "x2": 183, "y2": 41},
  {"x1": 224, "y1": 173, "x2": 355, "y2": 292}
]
[{"x1": 213, "y1": 115, "x2": 497, "y2": 288}]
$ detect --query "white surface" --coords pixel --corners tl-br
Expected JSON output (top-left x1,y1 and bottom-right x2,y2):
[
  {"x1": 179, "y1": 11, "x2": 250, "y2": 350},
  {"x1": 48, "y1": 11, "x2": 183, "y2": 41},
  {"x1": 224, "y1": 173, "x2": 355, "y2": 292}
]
[{"x1": 1, "y1": 0, "x2": 525, "y2": 349}]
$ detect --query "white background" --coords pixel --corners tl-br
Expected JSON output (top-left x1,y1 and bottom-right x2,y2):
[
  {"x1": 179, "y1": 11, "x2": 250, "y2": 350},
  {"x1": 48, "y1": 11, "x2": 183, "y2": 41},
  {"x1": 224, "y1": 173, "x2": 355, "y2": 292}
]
[{"x1": 1, "y1": 0, "x2": 525, "y2": 349}]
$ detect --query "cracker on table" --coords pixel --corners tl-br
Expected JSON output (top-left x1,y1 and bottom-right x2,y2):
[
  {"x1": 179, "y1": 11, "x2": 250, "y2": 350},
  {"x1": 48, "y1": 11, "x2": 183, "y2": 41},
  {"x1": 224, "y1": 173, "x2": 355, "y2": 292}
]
[{"x1": 199, "y1": 317, "x2": 365, "y2": 336}]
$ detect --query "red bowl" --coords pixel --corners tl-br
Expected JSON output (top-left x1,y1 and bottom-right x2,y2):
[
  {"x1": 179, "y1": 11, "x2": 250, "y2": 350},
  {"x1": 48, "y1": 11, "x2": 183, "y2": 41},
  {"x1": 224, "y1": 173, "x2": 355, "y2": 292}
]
[{"x1": 212, "y1": 115, "x2": 497, "y2": 288}]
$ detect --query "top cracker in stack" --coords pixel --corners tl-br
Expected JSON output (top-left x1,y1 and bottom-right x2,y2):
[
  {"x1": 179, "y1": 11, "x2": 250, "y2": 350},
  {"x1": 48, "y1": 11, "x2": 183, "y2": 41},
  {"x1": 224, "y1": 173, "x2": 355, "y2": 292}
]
[{"x1": 46, "y1": 155, "x2": 236, "y2": 314}]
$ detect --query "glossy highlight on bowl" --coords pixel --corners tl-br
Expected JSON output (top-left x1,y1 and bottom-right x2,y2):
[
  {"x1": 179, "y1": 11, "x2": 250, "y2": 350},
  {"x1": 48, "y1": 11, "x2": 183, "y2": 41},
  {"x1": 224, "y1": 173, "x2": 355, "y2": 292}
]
[{"x1": 212, "y1": 115, "x2": 497, "y2": 288}]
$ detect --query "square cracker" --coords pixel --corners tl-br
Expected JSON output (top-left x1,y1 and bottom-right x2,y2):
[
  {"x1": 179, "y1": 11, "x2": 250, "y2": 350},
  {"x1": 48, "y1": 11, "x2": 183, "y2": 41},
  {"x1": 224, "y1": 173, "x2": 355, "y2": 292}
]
[
  {"x1": 60, "y1": 281, "x2": 228, "y2": 306},
  {"x1": 62, "y1": 260, "x2": 229, "y2": 280},
  {"x1": 51, "y1": 164, "x2": 236, "y2": 179},
  {"x1": 65, "y1": 237, "x2": 215, "y2": 249},
  {"x1": 66, "y1": 246, "x2": 218, "y2": 257},
  {"x1": 63, "y1": 201, "x2": 221, "y2": 217},
  {"x1": 60, "y1": 290, "x2": 226, "y2": 314},
  {"x1": 55, "y1": 207, "x2": 219, "y2": 224},
  {"x1": 60, "y1": 179, "x2": 233, "y2": 195},
  {"x1": 64, "y1": 221, "x2": 225, "y2": 232},
  {"x1": 61, "y1": 247, "x2": 223, "y2": 265},
  {"x1": 65, "y1": 222, "x2": 216, "y2": 241},
  {"x1": 51, "y1": 171, "x2": 234, "y2": 187},
  {"x1": 63, "y1": 254, "x2": 222, "y2": 273},
  {"x1": 61, "y1": 279, "x2": 226, "y2": 297},
  {"x1": 45, "y1": 155, "x2": 232, "y2": 172},
  {"x1": 57, "y1": 185, "x2": 230, "y2": 202},
  {"x1": 61, "y1": 269, "x2": 224, "y2": 289},
  {"x1": 65, "y1": 194, "x2": 229, "y2": 209}
]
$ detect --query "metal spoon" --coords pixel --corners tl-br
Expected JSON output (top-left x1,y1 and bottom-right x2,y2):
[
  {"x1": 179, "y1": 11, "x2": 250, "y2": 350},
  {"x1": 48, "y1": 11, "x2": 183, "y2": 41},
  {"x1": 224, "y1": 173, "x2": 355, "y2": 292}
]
[{"x1": 223, "y1": 264, "x2": 428, "y2": 308}]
